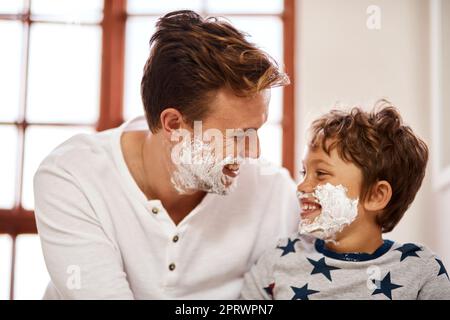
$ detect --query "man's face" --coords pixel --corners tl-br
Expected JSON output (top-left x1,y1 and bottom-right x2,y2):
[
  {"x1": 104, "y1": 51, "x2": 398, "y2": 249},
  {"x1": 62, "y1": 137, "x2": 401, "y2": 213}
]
[
  {"x1": 170, "y1": 88, "x2": 270, "y2": 195},
  {"x1": 202, "y1": 87, "x2": 270, "y2": 160}
]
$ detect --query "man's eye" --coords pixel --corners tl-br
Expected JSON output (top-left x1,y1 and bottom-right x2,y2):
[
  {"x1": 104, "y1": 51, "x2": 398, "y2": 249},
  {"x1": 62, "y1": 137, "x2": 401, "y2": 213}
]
[
  {"x1": 316, "y1": 171, "x2": 328, "y2": 177},
  {"x1": 299, "y1": 170, "x2": 306, "y2": 178}
]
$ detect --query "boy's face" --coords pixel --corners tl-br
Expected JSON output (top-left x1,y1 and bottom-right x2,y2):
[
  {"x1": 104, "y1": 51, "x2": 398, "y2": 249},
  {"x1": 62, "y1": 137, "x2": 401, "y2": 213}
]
[{"x1": 297, "y1": 140, "x2": 363, "y2": 224}]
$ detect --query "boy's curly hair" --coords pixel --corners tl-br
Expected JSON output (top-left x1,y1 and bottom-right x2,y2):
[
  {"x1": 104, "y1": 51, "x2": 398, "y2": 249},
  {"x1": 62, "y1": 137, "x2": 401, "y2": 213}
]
[{"x1": 308, "y1": 100, "x2": 429, "y2": 232}]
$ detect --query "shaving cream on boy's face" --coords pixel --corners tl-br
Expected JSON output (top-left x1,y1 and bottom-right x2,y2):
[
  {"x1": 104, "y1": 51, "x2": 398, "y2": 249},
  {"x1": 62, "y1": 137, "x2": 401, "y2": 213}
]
[
  {"x1": 170, "y1": 136, "x2": 242, "y2": 195},
  {"x1": 297, "y1": 183, "x2": 359, "y2": 241}
]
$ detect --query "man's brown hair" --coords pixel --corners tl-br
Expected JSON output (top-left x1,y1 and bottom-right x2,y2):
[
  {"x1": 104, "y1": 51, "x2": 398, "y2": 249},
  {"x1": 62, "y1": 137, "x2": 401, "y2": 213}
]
[
  {"x1": 308, "y1": 100, "x2": 429, "y2": 232},
  {"x1": 141, "y1": 10, "x2": 289, "y2": 133}
]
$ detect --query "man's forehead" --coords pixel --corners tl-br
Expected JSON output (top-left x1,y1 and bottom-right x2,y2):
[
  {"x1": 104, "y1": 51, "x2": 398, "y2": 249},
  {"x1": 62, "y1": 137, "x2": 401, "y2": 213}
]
[
  {"x1": 214, "y1": 88, "x2": 269, "y2": 108},
  {"x1": 207, "y1": 88, "x2": 270, "y2": 128}
]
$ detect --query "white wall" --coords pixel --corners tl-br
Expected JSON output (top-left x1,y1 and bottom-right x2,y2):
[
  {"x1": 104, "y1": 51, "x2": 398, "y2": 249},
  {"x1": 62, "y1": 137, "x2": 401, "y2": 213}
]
[
  {"x1": 431, "y1": 0, "x2": 450, "y2": 267},
  {"x1": 295, "y1": 0, "x2": 450, "y2": 263}
]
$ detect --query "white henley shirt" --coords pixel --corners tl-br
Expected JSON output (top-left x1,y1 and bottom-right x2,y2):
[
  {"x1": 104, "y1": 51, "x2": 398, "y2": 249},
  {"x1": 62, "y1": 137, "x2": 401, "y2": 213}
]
[{"x1": 33, "y1": 116, "x2": 300, "y2": 299}]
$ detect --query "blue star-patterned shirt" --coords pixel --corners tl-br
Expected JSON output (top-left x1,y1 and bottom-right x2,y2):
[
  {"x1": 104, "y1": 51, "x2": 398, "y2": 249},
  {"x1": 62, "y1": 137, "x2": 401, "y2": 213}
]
[{"x1": 241, "y1": 234, "x2": 450, "y2": 300}]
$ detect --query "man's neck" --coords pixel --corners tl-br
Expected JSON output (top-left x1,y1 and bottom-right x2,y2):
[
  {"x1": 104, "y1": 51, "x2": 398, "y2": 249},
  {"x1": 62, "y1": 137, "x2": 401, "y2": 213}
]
[
  {"x1": 143, "y1": 133, "x2": 208, "y2": 224},
  {"x1": 123, "y1": 131, "x2": 206, "y2": 225}
]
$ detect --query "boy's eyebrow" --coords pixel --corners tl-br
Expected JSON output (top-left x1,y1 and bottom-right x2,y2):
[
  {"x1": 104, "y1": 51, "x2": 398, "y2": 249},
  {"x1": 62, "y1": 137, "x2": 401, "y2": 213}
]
[{"x1": 309, "y1": 159, "x2": 334, "y2": 167}]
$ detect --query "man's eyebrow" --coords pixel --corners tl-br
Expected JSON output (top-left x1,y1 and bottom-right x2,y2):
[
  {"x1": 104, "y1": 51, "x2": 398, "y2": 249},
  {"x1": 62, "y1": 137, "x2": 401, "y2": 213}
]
[{"x1": 229, "y1": 127, "x2": 258, "y2": 133}]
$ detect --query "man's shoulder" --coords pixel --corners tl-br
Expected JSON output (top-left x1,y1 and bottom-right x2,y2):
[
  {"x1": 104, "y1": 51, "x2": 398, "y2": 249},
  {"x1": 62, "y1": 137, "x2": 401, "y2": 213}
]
[{"x1": 36, "y1": 129, "x2": 116, "y2": 175}]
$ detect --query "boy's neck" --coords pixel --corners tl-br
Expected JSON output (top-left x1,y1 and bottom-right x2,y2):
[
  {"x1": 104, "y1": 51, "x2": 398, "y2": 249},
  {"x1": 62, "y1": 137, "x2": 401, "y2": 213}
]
[{"x1": 324, "y1": 224, "x2": 384, "y2": 254}]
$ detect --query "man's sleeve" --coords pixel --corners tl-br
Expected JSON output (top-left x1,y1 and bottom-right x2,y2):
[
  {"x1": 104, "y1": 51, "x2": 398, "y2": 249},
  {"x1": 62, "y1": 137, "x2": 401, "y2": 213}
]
[
  {"x1": 418, "y1": 255, "x2": 450, "y2": 300},
  {"x1": 240, "y1": 247, "x2": 279, "y2": 300},
  {"x1": 276, "y1": 168, "x2": 301, "y2": 237},
  {"x1": 258, "y1": 166, "x2": 299, "y2": 243},
  {"x1": 33, "y1": 162, "x2": 135, "y2": 299},
  {"x1": 246, "y1": 165, "x2": 299, "y2": 272}
]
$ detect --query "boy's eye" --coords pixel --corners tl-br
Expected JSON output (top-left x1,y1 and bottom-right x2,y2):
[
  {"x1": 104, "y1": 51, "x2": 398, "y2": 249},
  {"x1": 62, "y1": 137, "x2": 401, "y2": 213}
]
[{"x1": 316, "y1": 170, "x2": 328, "y2": 177}]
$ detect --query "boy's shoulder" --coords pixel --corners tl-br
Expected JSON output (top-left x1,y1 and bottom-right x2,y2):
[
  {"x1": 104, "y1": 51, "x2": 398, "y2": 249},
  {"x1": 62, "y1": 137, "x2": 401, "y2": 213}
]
[
  {"x1": 251, "y1": 233, "x2": 315, "y2": 275},
  {"x1": 263, "y1": 233, "x2": 316, "y2": 260},
  {"x1": 389, "y1": 241, "x2": 447, "y2": 275},
  {"x1": 390, "y1": 241, "x2": 439, "y2": 262}
]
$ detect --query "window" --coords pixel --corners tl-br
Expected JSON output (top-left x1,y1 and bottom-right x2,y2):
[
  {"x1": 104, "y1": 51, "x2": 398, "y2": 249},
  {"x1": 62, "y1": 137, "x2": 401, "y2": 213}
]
[
  {"x1": 0, "y1": 0, "x2": 295, "y2": 299},
  {"x1": 0, "y1": 0, "x2": 102, "y2": 300}
]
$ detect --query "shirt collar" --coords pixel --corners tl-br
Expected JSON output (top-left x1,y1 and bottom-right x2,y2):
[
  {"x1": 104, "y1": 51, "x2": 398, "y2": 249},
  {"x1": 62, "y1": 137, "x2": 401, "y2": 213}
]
[{"x1": 315, "y1": 238, "x2": 394, "y2": 262}]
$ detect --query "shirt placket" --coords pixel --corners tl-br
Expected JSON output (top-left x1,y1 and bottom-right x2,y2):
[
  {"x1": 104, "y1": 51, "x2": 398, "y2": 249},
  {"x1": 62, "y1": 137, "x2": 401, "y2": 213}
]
[{"x1": 146, "y1": 200, "x2": 185, "y2": 290}]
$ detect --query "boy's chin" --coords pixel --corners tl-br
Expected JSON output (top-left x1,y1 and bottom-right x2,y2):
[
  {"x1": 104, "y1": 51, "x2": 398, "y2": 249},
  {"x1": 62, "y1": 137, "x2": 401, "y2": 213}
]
[{"x1": 300, "y1": 209, "x2": 321, "y2": 222}]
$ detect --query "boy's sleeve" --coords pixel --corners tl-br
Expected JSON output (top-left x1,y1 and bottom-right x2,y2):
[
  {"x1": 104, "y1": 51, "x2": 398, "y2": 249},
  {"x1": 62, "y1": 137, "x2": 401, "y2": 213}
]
[
  {"x1": 240, "y1": 246, "x2": 280, "y2": 300},
  {"x1": 418, "y1": 255, "x2": 450, "y2": 300}
]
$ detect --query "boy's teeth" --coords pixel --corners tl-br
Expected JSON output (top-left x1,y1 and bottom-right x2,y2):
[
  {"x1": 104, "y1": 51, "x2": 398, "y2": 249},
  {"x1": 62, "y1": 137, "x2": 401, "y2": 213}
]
[{"x1": 302, "y1": 203, "x2": 320, "y2": 211}]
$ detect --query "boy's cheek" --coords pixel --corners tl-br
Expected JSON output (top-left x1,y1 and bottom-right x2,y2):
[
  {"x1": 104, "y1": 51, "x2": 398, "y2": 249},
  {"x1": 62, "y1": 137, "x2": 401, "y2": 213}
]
[{"x1": 341, "y1": 184, "x2": 361, "y2": 200}]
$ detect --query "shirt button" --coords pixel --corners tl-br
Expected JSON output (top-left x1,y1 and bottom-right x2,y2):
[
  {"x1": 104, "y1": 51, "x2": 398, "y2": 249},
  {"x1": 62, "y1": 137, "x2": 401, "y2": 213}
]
[
  {"x1": 172, "y1": 235, "x2": 179, "y2": 243},
  {"x1": 169, "y1": 263, "x2": 176, "y2": 271},
  {"x1": 151, "y1": 207, "x2": 159, "y2": 214}
]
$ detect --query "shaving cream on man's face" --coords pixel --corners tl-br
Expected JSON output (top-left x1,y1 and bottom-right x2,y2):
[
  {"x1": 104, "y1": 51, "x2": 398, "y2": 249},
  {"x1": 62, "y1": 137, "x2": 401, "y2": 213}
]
[
  {"x1": 170, "y1": 136, "x2": 241, "y2": 195},
  {"x1": 298, "y1": 183, "x2": 359, "y2": 241}
]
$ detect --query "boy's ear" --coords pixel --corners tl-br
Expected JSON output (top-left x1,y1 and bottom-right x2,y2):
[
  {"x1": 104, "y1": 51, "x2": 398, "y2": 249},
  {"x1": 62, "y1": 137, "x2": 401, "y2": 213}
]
[{"x1": 362, "y1": 180, "x2": 392, "y2": 213}]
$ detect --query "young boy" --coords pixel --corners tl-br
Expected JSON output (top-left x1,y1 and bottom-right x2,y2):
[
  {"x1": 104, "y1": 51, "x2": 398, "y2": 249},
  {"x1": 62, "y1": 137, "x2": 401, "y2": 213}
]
[{"x1": 241, "y1": 100, "x2": 450, "y2": 300}]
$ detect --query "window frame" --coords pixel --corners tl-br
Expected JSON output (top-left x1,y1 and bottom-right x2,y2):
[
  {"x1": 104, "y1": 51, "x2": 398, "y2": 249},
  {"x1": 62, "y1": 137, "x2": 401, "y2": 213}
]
[{"x1": 0, "y1": 0, "x2": 296, "y2": 300}]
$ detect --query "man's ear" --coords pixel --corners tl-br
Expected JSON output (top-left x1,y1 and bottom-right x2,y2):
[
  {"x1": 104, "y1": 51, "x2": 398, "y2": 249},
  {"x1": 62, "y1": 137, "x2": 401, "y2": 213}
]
[
  {"x1": 363, "y1": 180, "x2": 392, "y2": 213},
  {"x1": 160, "y1": 108, "x2": 185, "y2": 139}
]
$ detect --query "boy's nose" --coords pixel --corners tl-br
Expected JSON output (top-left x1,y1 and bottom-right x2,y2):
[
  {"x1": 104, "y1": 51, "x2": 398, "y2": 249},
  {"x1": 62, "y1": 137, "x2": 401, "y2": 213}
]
[{"x1": 297, "y1": 180, "x2": 315, "y2": 194}]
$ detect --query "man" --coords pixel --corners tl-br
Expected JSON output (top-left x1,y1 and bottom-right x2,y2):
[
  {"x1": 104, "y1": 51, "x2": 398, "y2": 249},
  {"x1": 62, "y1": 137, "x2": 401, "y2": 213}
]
[{"x1": 34, "y1": 10, "x2": 299, "y2": 299}]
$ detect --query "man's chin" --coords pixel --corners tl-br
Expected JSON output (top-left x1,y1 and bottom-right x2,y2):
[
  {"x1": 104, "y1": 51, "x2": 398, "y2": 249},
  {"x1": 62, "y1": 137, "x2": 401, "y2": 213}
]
[
  {"x1": 222, "y1": 166, "x2": 240, "y2": 178},
  {"x1": 205, "y1": 175, "x2": 238, "y2": 195}
]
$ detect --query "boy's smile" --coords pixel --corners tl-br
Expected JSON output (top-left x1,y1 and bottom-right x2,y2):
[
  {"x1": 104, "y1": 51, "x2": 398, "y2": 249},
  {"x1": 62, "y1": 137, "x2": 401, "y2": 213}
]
[
  {"x1": 297, "y1": 139, "x2": 363, "y2": 226},
  {"x1": 299, "y1": 196, "x2": 322, "y2": 221}
]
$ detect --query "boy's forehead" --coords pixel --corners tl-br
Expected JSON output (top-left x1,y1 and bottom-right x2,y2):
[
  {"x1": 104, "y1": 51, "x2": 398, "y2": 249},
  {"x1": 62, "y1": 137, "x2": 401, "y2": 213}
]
[
  {"x1": 304, "y1": 136, "x2": 336, "y2": 154},
  {"x1": 302, "y1": 144, "x2": 333, "y2": 163}
]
